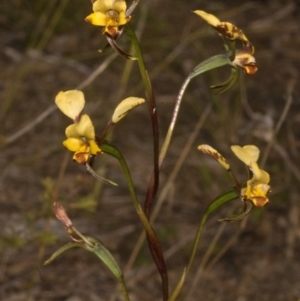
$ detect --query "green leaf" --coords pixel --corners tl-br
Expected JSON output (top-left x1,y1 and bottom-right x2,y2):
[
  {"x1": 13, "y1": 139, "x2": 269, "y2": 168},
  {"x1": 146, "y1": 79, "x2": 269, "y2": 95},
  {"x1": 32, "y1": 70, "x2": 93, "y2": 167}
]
[
  {"x1": 101, "y1": 141, "x2": 167, "y2": 301},
  {"x1": 100, "y1": 141, "x2": 137, "y2": 203},
  {"x1": 44, "y1": 242, "x2": 83, "y2": 265},
  {"x1": 190, "y1": 53, "x2": 231, "y2": 79},
  {"x1": 168, "y1": 189, "x2": 240, "y2": 301},
  {"x1": 202, "y1": 189, "x2": 240, "y2": 219},
  {"x1": 45, "y1": 232, "x2": 131, "y2": 301},
  {"x1": 84, "y1": 236, "x2": 122, "y2": 279},
  {"x1": 82, "y1": 236, "x2": 131, "y2": 301},
  {"x1": 190, "y1": 189, "x2": 240, "y2": 266}
]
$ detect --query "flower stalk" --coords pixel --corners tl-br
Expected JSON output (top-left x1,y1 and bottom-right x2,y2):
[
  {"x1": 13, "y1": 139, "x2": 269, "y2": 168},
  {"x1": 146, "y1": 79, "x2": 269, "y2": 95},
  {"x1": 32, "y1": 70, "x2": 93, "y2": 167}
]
[
  {"x1": 100, "y1": 141, "x2": 169, "y2": 301},
  {"x1": 124, "y1": 25, "x2": 160, "y2": 217}
]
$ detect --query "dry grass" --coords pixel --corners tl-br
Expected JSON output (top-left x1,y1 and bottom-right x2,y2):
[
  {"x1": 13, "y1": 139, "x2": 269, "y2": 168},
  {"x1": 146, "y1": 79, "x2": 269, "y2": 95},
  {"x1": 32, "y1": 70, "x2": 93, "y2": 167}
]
[{"x1": 1, "y1": 1, "x2": 300, "y2": 300}]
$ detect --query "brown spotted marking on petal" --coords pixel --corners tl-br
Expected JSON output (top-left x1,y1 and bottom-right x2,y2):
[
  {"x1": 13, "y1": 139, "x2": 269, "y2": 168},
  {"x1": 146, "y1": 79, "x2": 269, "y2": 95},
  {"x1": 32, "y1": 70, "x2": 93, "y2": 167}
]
[
  {"x1": 243, "y1": 64, "x2": 258, "y2": 75},
  {"x1": 73, "y1": 152, "x2": 90, "y2": 164},
  {"x1": 217, "y1": 22, "x2": 251, "y2": 47},
  {"x1": 105, "y1": 26, "x2": 119, "y2": 38},
  {"x1": 250, "y1": 196, "x2": 269, "y2": 207},
  {"x1": 198, "y1": 145, "x2": 230, "y2": 170},
  {"x1": 235, "y1": 58, "x2": 257, "y2": 74},
  {"x1": 234, "y1": 48, "x2": 257, "y2": 75}
]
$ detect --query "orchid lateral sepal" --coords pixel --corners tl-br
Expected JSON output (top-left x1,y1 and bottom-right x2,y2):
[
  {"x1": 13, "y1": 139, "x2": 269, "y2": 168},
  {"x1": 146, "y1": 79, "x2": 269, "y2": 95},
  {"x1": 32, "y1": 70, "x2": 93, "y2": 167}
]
[
  {"x1": 218, "y1": 200, "x2": 253, "y2": 222},
  {"x1": 85, "y1": 161, "x2": 118, "y2": 186},
  {"x1": 105, "y1": 33, "x2": 137, "y2": 60},
  {"x1": 98, "y1": 43, "x2": 111, "y2": 53},
  {"x1": 210, "y1": 66, "x2": 240, "y2": 94}
]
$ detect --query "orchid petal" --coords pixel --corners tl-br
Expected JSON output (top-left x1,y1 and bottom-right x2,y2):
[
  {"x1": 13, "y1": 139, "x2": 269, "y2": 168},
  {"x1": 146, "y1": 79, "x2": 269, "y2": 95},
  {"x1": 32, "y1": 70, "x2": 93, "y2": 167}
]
[
  {"x1": 93, "y1": 0, "x2": 127, "y2": 13},
  {"x1": 112, "y1": 97, "x2": 145, "y2": 123},
  {"x1": 63, "y1": 138, "x2": 84, "y2": 152},
  {"x1": 65, "y1": 115, "x2": 95, "y2": 140},
  {"x1": 55, "y1": 90, "x2": 85, "y2": 120},
  {"x1": 193, "y1": 10, "x2": 221, "y2": 27},
  {"x1": 249, "y1": 162, "x2": 270, "y2": 184},
  {"x1": 231, "y1": 145, "x2": 260, "y2": 166},
  {"x1": 89, "y1": 140, "x2": 102, "y2": 155},
  {"x1": 85, "y1": 12, "x2": 107, "y2": 26},
  {"x1": 198, "y1": 144, "x2": 230, "y2": 170}
]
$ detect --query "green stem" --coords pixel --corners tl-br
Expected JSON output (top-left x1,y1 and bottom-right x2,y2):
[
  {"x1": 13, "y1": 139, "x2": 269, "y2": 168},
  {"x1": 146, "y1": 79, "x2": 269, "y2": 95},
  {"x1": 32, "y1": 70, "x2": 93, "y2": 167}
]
[
  {"x1": 159, "y1": 53, "x2": 231, "y2": 167},
  {"x1": 98, "y1": 120, "x2": 114, "y2": 144},
  {"x1": 124, "y1": 25, "x2": 159, "y2": 217},
  {"x1": 101, "y1": 141, "x2": 169, "y2": 301},
  {"x1": 124, "y1": 25, "x2": 169, "y2": 301},
  {"x1": 159, "y1": 76, "x2": 192, "y2": 167},
  {"x1": 186, "y1": 189, "x2": 239, "y2": 274},
  {"x1": 119, "y1": 275, "x2": 131, "y2": 301},
  {"x1": 168, "y1": 189, "x2": 239, "y2": 301}
]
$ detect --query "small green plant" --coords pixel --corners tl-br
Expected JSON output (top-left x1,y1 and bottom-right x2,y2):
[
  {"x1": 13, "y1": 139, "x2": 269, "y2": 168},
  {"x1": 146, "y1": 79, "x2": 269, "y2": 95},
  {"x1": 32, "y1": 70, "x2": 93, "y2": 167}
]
[{"x1": 44, "y1": 1, "x2": 271, "y2": 301}]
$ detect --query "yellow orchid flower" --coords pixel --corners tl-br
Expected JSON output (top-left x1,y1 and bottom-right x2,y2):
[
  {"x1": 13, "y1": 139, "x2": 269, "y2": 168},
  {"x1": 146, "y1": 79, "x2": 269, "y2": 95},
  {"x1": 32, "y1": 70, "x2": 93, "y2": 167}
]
[
  {"x1": 194, "y1": 10, "x2": 257, "y2": 75},
  {"x1": 63, "y1": 114, "x2": 102, "y2": 164},
  {"x1": 241, "y1": 160, "x2": 270, "y2": 207},
  {"x1": 85, "y1": 0, "x2": 131, "y2": 38},
  {"x1": 231, "y1": 145, "x2": 270, "y2": 207},
  {"x1": 199, "y1": 144, "x2": 270, "y2": 207}
]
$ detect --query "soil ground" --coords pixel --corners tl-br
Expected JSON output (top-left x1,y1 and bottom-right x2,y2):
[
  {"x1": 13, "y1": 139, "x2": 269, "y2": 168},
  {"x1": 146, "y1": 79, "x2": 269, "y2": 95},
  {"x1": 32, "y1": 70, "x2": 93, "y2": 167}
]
[{"x1": 1, "y1": 0, "x2": 300, "y2": 300}]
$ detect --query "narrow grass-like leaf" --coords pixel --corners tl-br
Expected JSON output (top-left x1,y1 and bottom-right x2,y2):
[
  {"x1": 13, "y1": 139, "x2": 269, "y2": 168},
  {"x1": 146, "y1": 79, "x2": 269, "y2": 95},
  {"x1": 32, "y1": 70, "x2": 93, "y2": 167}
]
[
  {"x1": 44, "y1": 242, "x2": 83, "y2": 265},
  {"x1": 190, "y1": 53, "x2": 231, "y2": 79},
  {"x1": 168, "y1": 189, "x2": 240, "y2": 301},
  {"x1": 83, "y1": 236, "x2": 122, "y2": 280},
  {"x1": 86, "y1": 238, "x2": 130, "y2": 301}
]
